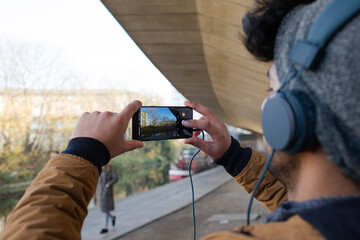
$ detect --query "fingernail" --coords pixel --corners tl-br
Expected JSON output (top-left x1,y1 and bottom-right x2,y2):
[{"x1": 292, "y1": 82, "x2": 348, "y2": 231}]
[{"x1": 182, "y1": 120, "x2": 189, "y2": 126}]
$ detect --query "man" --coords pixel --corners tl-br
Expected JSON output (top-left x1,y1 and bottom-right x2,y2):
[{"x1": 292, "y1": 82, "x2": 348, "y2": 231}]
[
  {"x1": 182, "y1": 0, "x2": 360, "y2": 239},
  {"x1": 1, "y1": 0, "x2": 359, "y2": 239}
]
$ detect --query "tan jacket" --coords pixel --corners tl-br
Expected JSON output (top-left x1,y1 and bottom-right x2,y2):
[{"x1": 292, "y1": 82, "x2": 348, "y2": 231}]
[
  {"x1": 0, "y1": 154, "x2": 99, "y2": 240},
  {"x1": 0, "y1": 150, "x2": 324, "y2": 239}
]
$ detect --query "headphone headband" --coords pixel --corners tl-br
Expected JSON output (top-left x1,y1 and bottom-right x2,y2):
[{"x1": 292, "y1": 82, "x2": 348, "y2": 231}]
[{"x1": 289, "y1": 0, "x2": 360, "y2": 69}]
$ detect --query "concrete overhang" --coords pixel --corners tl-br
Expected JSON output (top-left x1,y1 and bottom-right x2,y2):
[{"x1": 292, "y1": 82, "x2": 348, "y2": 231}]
[{"x1": 101, "y1": 0, "x2": 270, "y2": 133}]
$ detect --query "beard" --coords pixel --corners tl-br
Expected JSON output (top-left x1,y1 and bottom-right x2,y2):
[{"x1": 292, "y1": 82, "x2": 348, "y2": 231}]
[{"x1": 264, "y1": 139, "x2": 299, "y2": 190}]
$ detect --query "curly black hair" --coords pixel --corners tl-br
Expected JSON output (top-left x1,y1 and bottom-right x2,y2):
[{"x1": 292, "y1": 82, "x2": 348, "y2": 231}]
[{"x1": 242, "y1": 0, "x2": 315, "y2": 62}]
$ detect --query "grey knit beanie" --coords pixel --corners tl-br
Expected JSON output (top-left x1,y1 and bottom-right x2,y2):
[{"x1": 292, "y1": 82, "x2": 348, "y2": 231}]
[{"x1": 274, "y1": 0, "x2": 360, "y2": 181}]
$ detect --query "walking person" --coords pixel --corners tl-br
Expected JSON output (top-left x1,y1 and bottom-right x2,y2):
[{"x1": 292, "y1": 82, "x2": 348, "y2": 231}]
[{"x1": 97, "y1": 163, "x2": 118, "y2": 234}]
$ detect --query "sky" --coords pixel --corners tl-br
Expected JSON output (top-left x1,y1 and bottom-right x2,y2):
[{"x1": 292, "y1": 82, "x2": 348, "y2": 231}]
[
  {"x1": 0, "y1": 0, "x2": 185, "y2": 105},
  {"x1": 142, "y1": 107, "x2": 176, "y2": 122}
]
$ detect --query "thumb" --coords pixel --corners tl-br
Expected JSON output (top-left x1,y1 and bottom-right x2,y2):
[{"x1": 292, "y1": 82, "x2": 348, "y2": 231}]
[{"x1": 123, "y1": 140, "x2": 144, "y2": 152}]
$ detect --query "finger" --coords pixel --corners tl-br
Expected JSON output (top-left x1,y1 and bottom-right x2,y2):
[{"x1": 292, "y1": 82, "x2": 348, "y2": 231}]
[
  {"x1": 123, "y1": 140, "x2": 144, "y2": 152},
  {"x1": 118, "y1": 100, "x2": 142, "y2": 121},
  {"x1": 184, "y1": 136, "x2": 212, "y2": 154},
  {"x1": 101, "y1": 111, "x2": 116, "y2": 118},
  {"x1": 184, "y1": 100, "x2": 215, "y2": 118},
  {"x1": 91, "y1": 111, "x2": 101, "y2": 115},
  {"x1": 199, "y1": 116, "x2": 207, "y2": 121},
  {"x1": 183, "y1": 119, "x2": 216, "y2": 135},
  {"x1": 193, "y1": 131, "x2": 201, "y2": 137}
]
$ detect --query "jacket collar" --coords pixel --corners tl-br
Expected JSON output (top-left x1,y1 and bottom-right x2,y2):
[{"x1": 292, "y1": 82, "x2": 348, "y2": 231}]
[{"x1": 266, "y1": 195, "x2": 360, "y2": 240}]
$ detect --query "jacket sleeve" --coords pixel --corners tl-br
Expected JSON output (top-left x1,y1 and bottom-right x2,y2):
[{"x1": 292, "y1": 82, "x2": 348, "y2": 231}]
[
  {"x1": 0, "y1": 137, "x2": 110, "y2": 240},
  {"x1": 215, "y1": 137, "x2": 287, "y2": 211},
  {"x1": 234, "y1": 149, "x2": 287, "y2": 211},
  {"x1": 0, "y1": 154, "x2": 99, "y2": 240}
]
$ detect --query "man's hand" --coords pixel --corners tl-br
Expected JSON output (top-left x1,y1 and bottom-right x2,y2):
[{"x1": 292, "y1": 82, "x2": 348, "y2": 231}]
[
  {"x1": 71, "y1": 100, "x2": 144, "y2": 159},
  {"x1": 182, "y1": 101, "x2": 231, "y2": 160}
]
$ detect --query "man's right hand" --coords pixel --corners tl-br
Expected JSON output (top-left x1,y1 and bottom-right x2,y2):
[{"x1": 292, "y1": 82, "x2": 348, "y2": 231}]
[
  {"x1": 182, "y1": 101, "x2": 232, "y2": 160},
  {"x1": 71, "y1": 100, "x2": 144, "y2": 159}
]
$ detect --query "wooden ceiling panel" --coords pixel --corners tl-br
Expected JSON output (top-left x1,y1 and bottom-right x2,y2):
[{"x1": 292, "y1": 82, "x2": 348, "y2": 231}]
[
  {"x1": 224, "y1": 0, "x2": 251, "y2": 8},
  {"x1": 138, "y1": 44, "x2": 204, "y2": 55},
  {"x1": 201, "y1": 33, "x2": 253, "y2": 59},
  {"x1": 101, "y1": 0, "x2": 269, "y2": 132},
  {"x1": 198, "y1": 15, "x2": 241, "y2": 42},
  {"x1": 203, "y1": 44, "x2": 268, "y2": 75},
  {"x1": 101, "y1": 0, "x2": 197, "y2": 15},
  {"x1": 197, "y1": 0, "x2": 247, "y2": 25},
  {"x1": 114, "y1": 14, "x2": 199, "y2": 31},
  {"x1": 126, "y1": 31, "x2": 202, "y2": 44}
]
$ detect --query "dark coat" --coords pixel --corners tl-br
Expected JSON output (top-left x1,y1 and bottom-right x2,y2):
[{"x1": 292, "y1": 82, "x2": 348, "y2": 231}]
[{"x1": 97, "y1": 166, "x2": 118, "y2": 212}]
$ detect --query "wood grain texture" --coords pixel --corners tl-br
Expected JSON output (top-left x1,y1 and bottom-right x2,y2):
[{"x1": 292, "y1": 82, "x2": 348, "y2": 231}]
[{"x1": 101, "y1": 0, "x2": 269, "y2": 133}]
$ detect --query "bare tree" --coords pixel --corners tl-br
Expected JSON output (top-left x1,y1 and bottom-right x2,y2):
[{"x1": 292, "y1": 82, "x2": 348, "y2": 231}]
[
  {"x1": 0, "y1": 41, "x2": 78, "y2": 174},
  {"x1": 0, "y1": 40, "x2": 165, "y2": 181}
]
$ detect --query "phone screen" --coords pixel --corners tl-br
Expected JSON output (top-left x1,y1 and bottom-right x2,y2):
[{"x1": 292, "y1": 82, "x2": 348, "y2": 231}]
[{"x1": 132, "y1": 106, "x2": 193, "y2": 141}]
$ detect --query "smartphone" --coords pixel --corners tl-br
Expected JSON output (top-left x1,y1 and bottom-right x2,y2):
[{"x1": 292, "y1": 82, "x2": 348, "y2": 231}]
[{"x1": 132, "y1": 106, "x2": 193, "y2": 141}]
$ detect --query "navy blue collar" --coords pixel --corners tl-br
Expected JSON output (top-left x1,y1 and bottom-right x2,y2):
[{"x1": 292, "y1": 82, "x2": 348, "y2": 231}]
[{"x1": 266, "y1": 195, "x2": 360, "y2": 240}]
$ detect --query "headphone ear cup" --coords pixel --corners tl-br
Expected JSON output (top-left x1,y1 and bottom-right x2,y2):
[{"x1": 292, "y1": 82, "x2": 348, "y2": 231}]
[
  {"x1": 261, "y1": 92, "x2": 296, "y2": 151},
  {"x1": 283, "y1": 90, "x2": 316, "y2": 153},
  {"x1": 261, "y1": 90, "x2": 316, "y2": 153}
]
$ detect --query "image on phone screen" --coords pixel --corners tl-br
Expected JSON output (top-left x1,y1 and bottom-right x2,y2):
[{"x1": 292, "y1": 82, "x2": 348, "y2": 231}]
[{"x1": 132, "y1": 106, "x2": 193, "y2": 141}]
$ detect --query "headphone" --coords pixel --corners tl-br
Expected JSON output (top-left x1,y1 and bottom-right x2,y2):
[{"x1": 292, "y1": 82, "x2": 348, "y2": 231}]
[
  {"x1": 261, "y1": 0, "x2": 360, "y2": 154},
  {"x1": 248, "y1": 0, "x2": 360, "y2": 226}
]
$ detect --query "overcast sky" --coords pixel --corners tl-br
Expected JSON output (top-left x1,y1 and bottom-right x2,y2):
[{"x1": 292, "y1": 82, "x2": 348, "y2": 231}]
[{"x1": 0, "y1": 0, "x2": 185, "y2": 104}]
